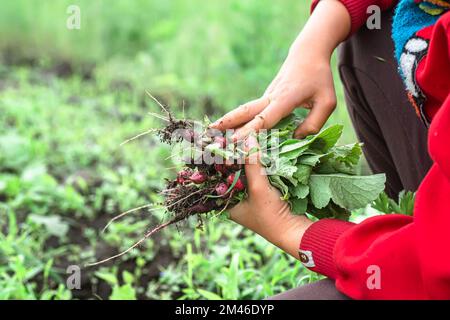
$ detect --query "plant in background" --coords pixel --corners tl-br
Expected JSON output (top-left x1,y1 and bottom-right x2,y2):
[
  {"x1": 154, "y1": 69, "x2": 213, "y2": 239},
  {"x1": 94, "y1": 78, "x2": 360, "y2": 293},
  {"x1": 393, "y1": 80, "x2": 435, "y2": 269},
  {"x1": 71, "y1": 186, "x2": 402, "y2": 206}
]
[
  {"x1": 95, "y1": 268, "x2": 137, "y2": 300},
  {"x1": 0, "y1": 208, "x2": 72, "y2": 300},
  {"x1": 372, "y1": 190, "x2": 415, "y2": 216}
]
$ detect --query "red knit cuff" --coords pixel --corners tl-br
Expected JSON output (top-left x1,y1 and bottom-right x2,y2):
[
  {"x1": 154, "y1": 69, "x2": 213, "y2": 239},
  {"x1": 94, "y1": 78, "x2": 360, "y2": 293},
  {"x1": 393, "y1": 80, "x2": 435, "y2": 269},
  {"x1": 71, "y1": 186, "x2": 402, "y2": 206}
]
[
  {"x1": 311, "y1": 0, "x2": 375, "y2": 35},
  {"x1": 299, "y1": 219, "x2": 355, "y2": 279}
]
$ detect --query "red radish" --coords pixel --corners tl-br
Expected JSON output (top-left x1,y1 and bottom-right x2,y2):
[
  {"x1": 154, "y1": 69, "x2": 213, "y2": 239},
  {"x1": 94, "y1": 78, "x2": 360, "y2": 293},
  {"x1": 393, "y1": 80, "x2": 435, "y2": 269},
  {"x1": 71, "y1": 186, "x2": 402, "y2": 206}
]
[
  {"x1": 214, "y1": 163, "x2": 227, "y2": 175},
  {"x1": 189, "y1": 171, "x2": 207, "y2": 184},
  {"x1": 226, "y1": 173, "x2": 245, "y2": 191},
  {"x1": 215, "y1": 183, "x2": 229, "y2": 197},
  {"x1": 176, "y1": 170, "x2": 191, "y2": 184},
  {"x1": 176, "y1": 177, "x2": 186, "y2": 184},
  {"x1": 234, "y1": 179, "x2": 245, "y2": 191},
  {"x1": 177, "y1": 170, "x2": 191, "y2": 178}
]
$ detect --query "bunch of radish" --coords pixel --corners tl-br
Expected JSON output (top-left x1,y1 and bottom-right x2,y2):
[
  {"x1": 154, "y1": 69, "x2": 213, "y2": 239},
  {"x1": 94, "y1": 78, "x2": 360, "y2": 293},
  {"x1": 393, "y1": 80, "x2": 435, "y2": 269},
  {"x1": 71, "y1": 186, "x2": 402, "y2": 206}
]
[
  {"x1": 163, "y1": 131, "x2": 247, "y2": 218},
  {"x1": 88, "y1": 106, "x2": 386, "y2": 266}
]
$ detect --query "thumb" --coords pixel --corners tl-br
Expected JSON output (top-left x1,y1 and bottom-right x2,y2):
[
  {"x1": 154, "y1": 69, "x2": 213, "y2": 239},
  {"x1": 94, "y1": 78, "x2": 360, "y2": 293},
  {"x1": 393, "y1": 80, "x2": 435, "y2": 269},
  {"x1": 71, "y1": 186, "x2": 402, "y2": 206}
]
[{"x1": 244, "y1": 135, "x2": 270, "y2": 194}]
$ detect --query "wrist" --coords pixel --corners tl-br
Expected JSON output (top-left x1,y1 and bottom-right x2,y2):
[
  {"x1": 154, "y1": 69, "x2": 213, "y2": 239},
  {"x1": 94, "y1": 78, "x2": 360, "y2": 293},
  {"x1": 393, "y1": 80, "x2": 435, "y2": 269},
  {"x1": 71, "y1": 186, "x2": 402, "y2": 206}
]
[
  {"x1": 279, "y1": 215, "x2": 313, "y2": 258},
  {"x1": 263, "y1": 213, "x2": 313, "y2": 259},
  {"x1": 288, "y1": 37, "x2": 333, "y2": 64},
  {"x1": 290, "y1": 0, "x2": 351, "y2": 60}
]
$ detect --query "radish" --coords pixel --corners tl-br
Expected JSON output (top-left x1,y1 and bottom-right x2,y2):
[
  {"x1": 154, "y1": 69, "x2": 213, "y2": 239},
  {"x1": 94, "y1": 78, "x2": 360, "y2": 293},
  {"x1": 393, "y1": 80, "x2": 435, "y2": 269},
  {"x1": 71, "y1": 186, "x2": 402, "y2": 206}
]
[
  {"x1": 213, "y1": 136, "x2": 227, "y2": 148},
  {"x1": 215, "y1": 183, "x2": 228, "y2": 197},
  {"x1": 214, "y1": 164, "x2": 227, "y2": 175},
  {"x1": 176, "y1": 176, "x2": 186, "y2": 184},
  {"x1": 189, "y1": 171, "x2": 207, "y2": 184},
  {"x1": 176, "y1": 170, "x2": 191, "y2": 184},
  {"x1": 226, "y1": 173, "x2": 245, "y2": 191}
]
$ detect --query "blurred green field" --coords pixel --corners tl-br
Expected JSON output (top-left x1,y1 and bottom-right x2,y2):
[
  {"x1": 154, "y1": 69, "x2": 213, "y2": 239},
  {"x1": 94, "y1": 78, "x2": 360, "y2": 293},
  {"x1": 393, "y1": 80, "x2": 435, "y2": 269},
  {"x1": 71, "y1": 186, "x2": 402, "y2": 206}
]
[{"x1": 0, "y1": 0, "x2": 355, "y2": 299}]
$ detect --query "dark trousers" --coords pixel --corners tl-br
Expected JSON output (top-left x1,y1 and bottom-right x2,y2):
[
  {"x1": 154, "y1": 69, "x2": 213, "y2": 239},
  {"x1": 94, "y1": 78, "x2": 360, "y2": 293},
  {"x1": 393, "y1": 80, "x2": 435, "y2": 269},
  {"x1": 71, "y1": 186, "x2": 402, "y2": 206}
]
[{"x1": 269, "y1": 9, "x2": 432, "y2": 300}]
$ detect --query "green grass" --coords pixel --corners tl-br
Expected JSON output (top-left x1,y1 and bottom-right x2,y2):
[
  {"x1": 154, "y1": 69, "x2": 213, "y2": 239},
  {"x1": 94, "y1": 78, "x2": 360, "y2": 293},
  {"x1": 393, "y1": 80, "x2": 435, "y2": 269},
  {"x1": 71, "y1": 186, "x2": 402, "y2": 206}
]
[{"x1": 0, "y1": 1, "x2": 354, "y2": 300}]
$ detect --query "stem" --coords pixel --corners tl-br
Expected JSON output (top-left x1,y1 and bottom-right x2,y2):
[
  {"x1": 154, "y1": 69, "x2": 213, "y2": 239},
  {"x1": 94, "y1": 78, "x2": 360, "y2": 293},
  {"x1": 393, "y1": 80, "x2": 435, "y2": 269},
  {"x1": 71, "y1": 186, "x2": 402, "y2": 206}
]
[
  {"x1": 102, "y1": 204, "x2": 162, "y2": 233},
  {"x1": 87, "y1": 214, "x2": 188, "y2": 267}
]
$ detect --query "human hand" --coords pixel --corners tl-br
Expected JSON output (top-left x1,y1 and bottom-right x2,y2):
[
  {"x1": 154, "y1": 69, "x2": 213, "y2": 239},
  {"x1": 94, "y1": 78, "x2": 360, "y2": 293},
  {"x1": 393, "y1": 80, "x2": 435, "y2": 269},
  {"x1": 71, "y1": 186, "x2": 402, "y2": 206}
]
[
  {"x1": 210, "y1": 0, "x2": 351, "y2": 141},
  {"x1": 211, "y1": 52, "x2": 336, "y2": 141}
]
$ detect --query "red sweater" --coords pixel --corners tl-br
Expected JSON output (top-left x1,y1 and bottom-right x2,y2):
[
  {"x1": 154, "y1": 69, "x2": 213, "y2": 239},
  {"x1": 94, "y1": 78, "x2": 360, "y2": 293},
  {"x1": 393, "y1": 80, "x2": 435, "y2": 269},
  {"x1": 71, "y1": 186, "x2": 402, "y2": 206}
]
[{"x1": 301, "y1": 1, "x2": 450, "y2": 299}]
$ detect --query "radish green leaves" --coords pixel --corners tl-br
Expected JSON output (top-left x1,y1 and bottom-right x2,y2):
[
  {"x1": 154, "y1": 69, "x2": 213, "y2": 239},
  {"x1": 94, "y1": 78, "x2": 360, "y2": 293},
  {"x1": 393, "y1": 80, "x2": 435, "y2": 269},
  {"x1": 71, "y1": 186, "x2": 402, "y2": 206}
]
[{"x1": 262, "y1": 115, "x2": 386, "y2": 221}]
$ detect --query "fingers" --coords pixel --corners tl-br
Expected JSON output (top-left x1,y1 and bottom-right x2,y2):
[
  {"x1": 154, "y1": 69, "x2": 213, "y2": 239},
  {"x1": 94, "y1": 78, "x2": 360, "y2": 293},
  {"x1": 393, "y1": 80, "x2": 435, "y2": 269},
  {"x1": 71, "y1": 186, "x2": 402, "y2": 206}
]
[
  {"x1": 244, "y1": 135, "x2": 270, "y2": 194},
  {"x1": 210, "y1": 97, "x2": 269, "y2": 131},
  {"x1": 294, "y1": 96, "x2": 336, "y2": 139},
  {"x1": 232, "y1": 98, "x2": 288, "y2": 141}
]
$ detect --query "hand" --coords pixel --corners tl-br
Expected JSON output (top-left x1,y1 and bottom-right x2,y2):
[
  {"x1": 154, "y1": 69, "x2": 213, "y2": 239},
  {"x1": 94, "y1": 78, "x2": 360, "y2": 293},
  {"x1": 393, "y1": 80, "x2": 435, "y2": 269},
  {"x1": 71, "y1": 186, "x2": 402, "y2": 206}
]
[
  {"x1": 210, "y1": 0, "x2": 351, "y2": 141},
  {"x1": 212, "y1": 52, "x2": 336, "y2": 141},
  {"x1": 229, "y1": 136, "x2": 313, "y2": 259}
]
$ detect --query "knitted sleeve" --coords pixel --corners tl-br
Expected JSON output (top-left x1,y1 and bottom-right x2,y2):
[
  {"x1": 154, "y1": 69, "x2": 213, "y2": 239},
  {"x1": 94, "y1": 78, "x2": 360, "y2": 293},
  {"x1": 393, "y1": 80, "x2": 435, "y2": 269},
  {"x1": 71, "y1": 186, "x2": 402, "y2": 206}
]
[
  {"x1": 299, "y1": 13, "x2": 450, "y2": 299},
  {"x1": 311, "y1": 0, "x2": 398, "y2": 34}
]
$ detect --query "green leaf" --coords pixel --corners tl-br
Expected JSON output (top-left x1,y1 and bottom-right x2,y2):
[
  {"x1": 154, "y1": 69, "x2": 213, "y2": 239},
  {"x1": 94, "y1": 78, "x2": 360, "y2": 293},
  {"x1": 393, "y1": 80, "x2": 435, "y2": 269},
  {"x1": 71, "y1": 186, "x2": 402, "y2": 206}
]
[
  {"x1": 307, "y1": 201, "x2": 351, "y2": 221},
  {"x1": 203, "y1": 115, "x2": 212, "y2": 126},
  {"x1": 309, "y1": 175, "x2": 333, "y2": 209},
  {"x1": 197, "y1": 289, "x2": 223, "y2": 300},
  {"x1": 273, "y1": 113, "x2": 298, "y2": 131},
  {"x1": 95, "y1": 271, "x2": 118, "y2": 285},
  {"x1": 309, "y1": 174, "x2": 386, "y2": 211},
  {"x1": 266, "y1": 157, "x2": 297, "y2": 185},
  {"x1": 260, "y1": 153, "x2": 271, "y2": 167},
  {"x1": 398, "y1": 190, "x2": 415, "y2": 216},
  {"x1": 372, "y1": 190, "x2": 415, "y2": 216},
  {"x1": 122, "y1": 271, "x2": 134, "y2": 284},
  {"x1": 313, "y1": 143, "x2": 363, "y2": 175},
  {"x1": 297, "y1": 153, "x2": 323, "y2": 166},
  {"x1": 278, "y1": 124, "x2": 343, "y2": 160},
  {"x1": 332, "y1": 143, "x2": 363, "y2": 167},
  {"x1": 204, "y1": 143, "x2": 234, "y2": 159},
  {"x1": 278, "y1": 139, "x2": 310, "y2": 160},
  {"x1": 28, "y1": 214, "x2": 69, "y2": 238},
  {"x1": 290, "y1": 197, "x2": 308, "y2": 214},
  {"x1": 110, "y1": 284, "x2": 136, "y2": 300},
  {"x1": 291, "y1": 184, "x2": 309, "y2": 199},
  {"x1": 269, "y1": 175, "x2": 289, "y2": 199},
  {"x1": 309, "y1": 125, "x2": 343, "y2": 152},
  {"x1": 372, "y1": 192, "x2": 396, "y2": 214},
  {"x1": 293, "y1": 164, "x2": 312, "y2": 185}
]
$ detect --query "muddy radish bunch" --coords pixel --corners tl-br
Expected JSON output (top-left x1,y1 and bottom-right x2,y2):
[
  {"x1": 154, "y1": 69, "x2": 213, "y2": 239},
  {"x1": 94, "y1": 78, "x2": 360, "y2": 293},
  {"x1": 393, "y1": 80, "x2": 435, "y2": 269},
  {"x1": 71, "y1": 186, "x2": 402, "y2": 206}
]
[
  {"x1": 157, "y1": 109, "x2": 388, "y2": 229},
  {"x1": 88, "y1": 107, "x2": 386, "y2": 266},
  {"x1": 162, "y1": 128, "x2": 248, "y2": 223}
]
